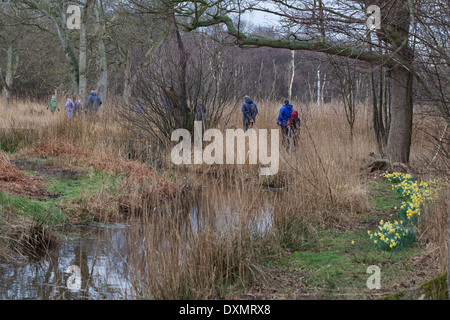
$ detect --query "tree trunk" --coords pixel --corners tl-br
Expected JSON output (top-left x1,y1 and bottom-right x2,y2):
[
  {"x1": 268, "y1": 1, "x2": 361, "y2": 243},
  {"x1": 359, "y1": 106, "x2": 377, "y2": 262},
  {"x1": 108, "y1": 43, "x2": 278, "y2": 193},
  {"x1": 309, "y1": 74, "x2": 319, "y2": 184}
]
[
  {"x1": 78, "y1": 4, "x2": 88, "y2": 102},
  {"x1": 316, "y1": 67, "x2": 321, "y2": 108},
  {"x1": 270, "y1": 59, "x2": 277, "y2": 99},
  {"x1": 288, "y1": 50, "x2": 295, "y2": 101},
  {"x1": 321, "y1": 73, "x2": 326, "y2": 105},
  {"x1": 51, "y1": 14, "x2": 79, "y2": 95},
  {"x1": 122, "y1": 51, "x2": 134, "y2": 105},
  {"x1": 95, "y1": 2, "x2": 108, "y2": 104},
  {"x1": 1, "y1": 44, "x2": 16, "y2": 103},
  {"x1": 166, "y1": 4, "x2": 189, "y2": 129},
  {"x1": 386, "y1": 65, "x2": 413, "y2": 163}
]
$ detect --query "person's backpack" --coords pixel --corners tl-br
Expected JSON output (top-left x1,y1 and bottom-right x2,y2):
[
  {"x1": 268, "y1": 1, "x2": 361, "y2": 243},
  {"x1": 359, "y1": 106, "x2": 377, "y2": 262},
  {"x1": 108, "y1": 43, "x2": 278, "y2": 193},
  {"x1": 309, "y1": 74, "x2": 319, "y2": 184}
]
[
  {"x1": 287, "y1": 109, "x2": 300, "y2": 128},
  {"x1": 243, "y1": 103, "x2": 252, "y2": 118},
  {"x1": 250, "y1": 103, "x2": 257, "y2": 117}
]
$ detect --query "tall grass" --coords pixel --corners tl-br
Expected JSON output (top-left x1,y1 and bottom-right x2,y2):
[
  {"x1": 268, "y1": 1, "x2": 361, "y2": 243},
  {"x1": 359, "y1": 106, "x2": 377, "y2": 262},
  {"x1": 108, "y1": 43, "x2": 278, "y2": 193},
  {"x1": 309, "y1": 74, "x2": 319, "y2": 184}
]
[{"x1": 0, "y1": 209, "x2": 59, "y2": 262}]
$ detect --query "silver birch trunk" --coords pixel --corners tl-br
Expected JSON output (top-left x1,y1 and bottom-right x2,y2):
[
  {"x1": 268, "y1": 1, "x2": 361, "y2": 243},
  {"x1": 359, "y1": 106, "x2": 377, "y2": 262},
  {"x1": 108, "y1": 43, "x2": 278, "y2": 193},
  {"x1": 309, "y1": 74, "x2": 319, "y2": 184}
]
[
  {"x1": 317, "y1": 67, "x2": 321, "y2": 108},
  {"x1": 78, "y1": 5, "x2": 88, "y2": 102},
  {"x1": 2, "y1": 44, "x2": 16, "y2": 102},
  {"x1": 50, "y1": 11, "x2": 79, "y2": 95},
  {"x1": 95, "y1": 3, "x2": 108, "y2": 105},
  {"x1": 288, "y1": 50, "x2": 295, "y2": 101},
  {"x1": 122, "y1": 50, "x2": 140, "y2": 106},
  {"x1": 122, "y1": 53, "x2": 133, "y2": 106},
  {"x1": 321, "y1": 73, "x2": 326, "y2": 105}
]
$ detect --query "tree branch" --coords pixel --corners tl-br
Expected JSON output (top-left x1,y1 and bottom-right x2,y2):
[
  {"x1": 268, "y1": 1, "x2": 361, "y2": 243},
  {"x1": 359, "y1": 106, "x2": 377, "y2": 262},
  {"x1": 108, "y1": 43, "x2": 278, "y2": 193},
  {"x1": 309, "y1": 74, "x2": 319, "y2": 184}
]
[{"x1": 185, "y1": 14, "x2": 391, "y2": 65}]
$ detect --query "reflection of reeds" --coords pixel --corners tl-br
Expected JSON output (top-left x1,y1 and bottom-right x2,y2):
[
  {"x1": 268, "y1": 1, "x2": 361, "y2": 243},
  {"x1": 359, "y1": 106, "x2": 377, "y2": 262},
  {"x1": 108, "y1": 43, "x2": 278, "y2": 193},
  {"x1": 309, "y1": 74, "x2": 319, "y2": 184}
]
[{"x1": 0, "y1": 212, "x2": 59, "y2": 262}]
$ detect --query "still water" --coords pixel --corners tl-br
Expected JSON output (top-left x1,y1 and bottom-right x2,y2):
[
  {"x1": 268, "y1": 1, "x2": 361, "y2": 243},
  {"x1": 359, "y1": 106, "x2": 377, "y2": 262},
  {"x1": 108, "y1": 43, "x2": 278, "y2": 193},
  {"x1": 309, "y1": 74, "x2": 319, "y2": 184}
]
[
  {"x1": 0, "y1": 225, "x2": 133, "y2": 300},
  {"x1": 0, "y1": 203, "x2": 275, "y2": 300}
]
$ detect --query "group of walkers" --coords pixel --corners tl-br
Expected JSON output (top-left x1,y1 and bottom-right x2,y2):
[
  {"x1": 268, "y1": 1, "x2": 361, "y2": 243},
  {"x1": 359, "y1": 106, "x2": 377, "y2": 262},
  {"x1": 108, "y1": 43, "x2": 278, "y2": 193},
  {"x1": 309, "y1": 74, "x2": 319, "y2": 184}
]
[
  {"x1": 241, "y1": 95, "x2": 301, "y2": 147},
  {"x1": 47, "y1": 90, "x2": 103, "y2": 119},
  {"x1": 50, "y1": 90, "x2": 299, "y2": 146},
  {"x1": 193, "y1": 95, "x2": 300, "y2": 147}
]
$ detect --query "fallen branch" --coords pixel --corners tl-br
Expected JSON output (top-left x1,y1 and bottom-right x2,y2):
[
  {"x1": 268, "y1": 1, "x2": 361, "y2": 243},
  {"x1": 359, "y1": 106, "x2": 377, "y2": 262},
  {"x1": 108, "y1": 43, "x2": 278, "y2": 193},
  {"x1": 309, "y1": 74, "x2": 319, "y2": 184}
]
[{"x1": 367, "y1": 152, "x2": 414, "y2": 175}]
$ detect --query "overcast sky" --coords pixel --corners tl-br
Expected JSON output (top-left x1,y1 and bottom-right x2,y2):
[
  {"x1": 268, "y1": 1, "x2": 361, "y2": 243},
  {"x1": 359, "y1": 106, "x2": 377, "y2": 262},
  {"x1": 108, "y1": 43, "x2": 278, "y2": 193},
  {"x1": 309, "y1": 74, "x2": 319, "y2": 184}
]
[{"x1": 241, "y1": 9, "x2": 281, "y2": 27}]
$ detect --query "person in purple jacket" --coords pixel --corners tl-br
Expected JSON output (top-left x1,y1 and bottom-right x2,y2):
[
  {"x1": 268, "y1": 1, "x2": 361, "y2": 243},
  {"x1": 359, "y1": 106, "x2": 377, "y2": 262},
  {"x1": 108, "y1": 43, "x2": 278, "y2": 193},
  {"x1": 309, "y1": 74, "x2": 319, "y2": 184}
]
[{"x1": 64, "y1": 98, "x2": 75, "y2": 119}]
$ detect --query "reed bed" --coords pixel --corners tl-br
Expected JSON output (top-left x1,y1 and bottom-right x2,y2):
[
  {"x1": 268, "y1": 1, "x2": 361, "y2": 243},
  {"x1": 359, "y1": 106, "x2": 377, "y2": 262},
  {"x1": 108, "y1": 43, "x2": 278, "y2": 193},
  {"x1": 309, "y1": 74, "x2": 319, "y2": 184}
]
[{"x1": 1, "y1": 97, "x2": 448, "y2": 298}]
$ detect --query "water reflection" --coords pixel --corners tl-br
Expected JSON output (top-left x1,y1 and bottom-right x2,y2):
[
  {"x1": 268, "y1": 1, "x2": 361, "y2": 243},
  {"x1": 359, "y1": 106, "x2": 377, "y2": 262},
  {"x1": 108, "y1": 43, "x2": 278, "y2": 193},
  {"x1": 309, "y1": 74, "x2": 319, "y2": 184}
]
[
  {"x1": 188, "y1": 203, "x2": 274, "y2": 238},
  {"x1": 0, "y1": 226, "x2": 132, "y2": 300},
  {"x1": 1, "y1": 191, "x2": 278, "y2": 300}
]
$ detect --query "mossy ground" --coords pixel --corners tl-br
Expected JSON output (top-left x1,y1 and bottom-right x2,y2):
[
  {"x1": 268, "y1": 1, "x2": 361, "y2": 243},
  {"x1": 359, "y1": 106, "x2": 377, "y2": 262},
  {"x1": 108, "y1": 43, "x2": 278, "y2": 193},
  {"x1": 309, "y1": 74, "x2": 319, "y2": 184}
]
[{"x1": 0, "y1": 156, "x2": 121, "y2": 226}]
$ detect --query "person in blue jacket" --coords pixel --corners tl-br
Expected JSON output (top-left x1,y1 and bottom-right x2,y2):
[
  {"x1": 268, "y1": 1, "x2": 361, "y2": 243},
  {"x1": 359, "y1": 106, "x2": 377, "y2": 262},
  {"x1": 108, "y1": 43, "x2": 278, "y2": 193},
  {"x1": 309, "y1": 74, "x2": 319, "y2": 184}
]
[
  {"x1": 85, "y1": 90, "x2": 102, "y2": 114},
  {"x1": 195, "y1": 99, "x2": 207, "y2": 121},
  {"x1": 277, "y1": 98, "x2": 294, "y2": 145},
  {"x1": 242, "y1": 96, "x2": 258, "y2": 130}
]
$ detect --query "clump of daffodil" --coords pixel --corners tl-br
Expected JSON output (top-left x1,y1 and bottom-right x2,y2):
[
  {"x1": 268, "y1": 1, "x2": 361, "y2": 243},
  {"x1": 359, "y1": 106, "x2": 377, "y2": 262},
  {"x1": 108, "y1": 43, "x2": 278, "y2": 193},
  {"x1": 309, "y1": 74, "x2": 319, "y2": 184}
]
[
  {"x1": 381, "y1": 172, "x2": 415, "y2": 184},
  {"x1": 394, "y1": 178, "x2": 441, "y2": 224},
  {"x1": 368, "y1": 219, "x2": 415, "y2": 251},
  {"x1": 369, "y1": 172, "x2": 441, "y2": 251}
]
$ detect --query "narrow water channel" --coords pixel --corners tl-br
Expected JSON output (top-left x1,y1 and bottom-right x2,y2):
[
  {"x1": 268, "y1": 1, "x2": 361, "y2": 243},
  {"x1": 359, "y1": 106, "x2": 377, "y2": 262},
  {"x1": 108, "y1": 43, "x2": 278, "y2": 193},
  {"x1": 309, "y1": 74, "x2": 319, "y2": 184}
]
[
  {"x1": 0, "y1": 225, "x2": 133, "y2": 300},
  {"x1": 0, "y1": 190, "x2": 279, "y2": 300}
]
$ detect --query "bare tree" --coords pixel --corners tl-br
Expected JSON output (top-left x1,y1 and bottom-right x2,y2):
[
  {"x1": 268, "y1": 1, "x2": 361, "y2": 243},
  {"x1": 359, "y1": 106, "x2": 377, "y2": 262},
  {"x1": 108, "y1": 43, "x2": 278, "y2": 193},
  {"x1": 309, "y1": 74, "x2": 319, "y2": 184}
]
[
  {"x1": 329, "y1": 57, "x2": 360, "y2": 142},
  {"x1": 116, "y1": 30, "x2": 246, "y2": 154},
  {"x1": 94, "y1": 0, "x2": 108, "y2": 103},
  {"x1": 0, "y1": 2, "x2": 24, "y2": 103}
]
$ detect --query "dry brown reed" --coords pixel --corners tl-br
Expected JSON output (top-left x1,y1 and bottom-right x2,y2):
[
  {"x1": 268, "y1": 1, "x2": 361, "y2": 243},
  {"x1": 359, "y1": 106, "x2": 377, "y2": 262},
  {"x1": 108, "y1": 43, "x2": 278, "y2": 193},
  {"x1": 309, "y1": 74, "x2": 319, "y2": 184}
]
[
  {"x1": 0, "y1": 150, "x2": 49, "y2": 198},
  {"x1": 0, "y1": 210, "x2": 59, "y2": 262},
  {"x1": 417, "y1": 185, "x2": 450, "y2": 275}
]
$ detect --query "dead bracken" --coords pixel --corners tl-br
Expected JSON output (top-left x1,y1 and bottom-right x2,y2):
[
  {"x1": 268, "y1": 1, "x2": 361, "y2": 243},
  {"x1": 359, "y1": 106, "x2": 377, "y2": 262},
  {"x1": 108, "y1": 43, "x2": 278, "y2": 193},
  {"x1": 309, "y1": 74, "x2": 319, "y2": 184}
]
[{"x1": 0, "y1": 150, "x2": 53, "y2": 200}]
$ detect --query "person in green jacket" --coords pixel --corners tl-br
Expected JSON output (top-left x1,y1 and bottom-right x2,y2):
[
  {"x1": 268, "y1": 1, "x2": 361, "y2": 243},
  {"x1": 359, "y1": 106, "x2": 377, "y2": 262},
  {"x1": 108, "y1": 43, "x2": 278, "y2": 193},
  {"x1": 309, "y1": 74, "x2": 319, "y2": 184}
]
[{"x1": 47, "y1": 95, "x2": 60, "y2": 115}]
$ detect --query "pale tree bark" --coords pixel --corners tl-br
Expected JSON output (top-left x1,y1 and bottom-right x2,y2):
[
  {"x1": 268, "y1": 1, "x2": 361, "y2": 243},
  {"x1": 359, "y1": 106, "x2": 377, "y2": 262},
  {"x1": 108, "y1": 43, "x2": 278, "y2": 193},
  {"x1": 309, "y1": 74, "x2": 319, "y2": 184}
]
[
  {"x1": 257, "y1": 59, "x2": 264, "y2": 98},
  {"x1": 288, "y1": 50, "x2": 295, "y2": 101},
  {"x1": 53, "y1": 3, "x2": 79, "y2": 95},
  {"x1": 166, "y1": 3, "x2": 190, "y2": 129},
  {"x1": 0, "y1": 64, "x2": 10, "y2": 103},
  {"x1": 316, "y1": 66, "x2": 321, "y2": 108},
  {"x1": 1, "y1": 44, "x2": 19, "y2": 103},
  {"x1": 321, "y1": 73, "x2": 326, "y2": 105},
  {"x1": 94, "y1": 1, "x2": 108, "y2": 104},
  {"x1": 122, "y1": 33, "x2": 168, "y2": 105},
  {"x1": 78, "y1": 3, "x2": 90, "y2": 103}
]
